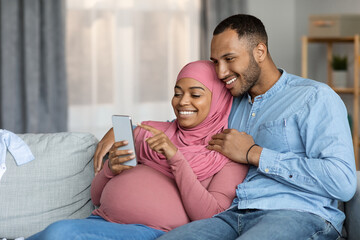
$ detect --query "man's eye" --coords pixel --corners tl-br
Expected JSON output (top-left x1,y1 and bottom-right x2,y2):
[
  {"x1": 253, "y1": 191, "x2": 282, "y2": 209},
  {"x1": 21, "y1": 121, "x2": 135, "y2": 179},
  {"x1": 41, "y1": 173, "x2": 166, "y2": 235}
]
[
  {"x1": 174, "y1": 93, "x2": 182, "y2": 97},
  {"x1": 192, "y1": 95, "x2": 201, "y2": 98},
  {"x1": 226, "y1": 57, "x2": 234, "y2": 61}
]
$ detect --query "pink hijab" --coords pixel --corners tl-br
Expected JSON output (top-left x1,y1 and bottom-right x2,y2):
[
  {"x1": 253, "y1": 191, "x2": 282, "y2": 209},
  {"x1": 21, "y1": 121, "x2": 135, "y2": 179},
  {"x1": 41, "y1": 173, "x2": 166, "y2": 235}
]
[{"x1": 134, "y1": 60, "x2": 233, "y2": 181}]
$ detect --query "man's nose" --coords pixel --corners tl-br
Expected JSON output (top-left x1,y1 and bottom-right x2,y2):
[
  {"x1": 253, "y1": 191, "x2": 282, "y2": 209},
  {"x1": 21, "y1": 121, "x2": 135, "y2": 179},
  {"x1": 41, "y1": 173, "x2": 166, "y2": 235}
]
[{"x1": 217, "y1": 63, "x2": 229, "y2": 80}]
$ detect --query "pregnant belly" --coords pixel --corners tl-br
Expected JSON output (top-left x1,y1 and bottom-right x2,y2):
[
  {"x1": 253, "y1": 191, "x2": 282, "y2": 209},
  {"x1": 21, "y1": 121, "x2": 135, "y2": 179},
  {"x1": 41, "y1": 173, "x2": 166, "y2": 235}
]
[{"x1": 97, "y1": 164, "x2": 190, "y2": 231}]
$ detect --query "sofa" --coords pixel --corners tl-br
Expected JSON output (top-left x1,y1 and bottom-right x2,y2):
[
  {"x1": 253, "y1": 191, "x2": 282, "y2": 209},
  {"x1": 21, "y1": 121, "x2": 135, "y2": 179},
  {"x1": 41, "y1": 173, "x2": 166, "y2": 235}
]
[
  {"x1": 0, "y1": 132, "x2": 359, "y2": 239},
  {"x1": 0, "y1": 132, "x2": 97, "y2": 239}
]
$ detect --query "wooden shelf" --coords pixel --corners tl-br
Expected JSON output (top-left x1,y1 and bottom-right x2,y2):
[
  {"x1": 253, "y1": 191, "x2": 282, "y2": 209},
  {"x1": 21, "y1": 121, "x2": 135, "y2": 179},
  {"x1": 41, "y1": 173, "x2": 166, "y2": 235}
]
[
  {"x1": 302, "y1": 35, "x2": 360, "y2": 170},
  {"x1": 332, "y1": 88, "x2": 360, "y2": 94},
  {"x1": 306, "y1": 36, "x2": 355, "y2": 43}
]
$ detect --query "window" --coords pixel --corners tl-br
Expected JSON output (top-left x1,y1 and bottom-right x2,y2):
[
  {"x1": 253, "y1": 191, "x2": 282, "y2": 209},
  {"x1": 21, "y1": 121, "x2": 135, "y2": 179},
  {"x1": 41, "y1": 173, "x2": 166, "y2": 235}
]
[{"x1": 66, "y1": 0, "x2": 200, "y2": 139}]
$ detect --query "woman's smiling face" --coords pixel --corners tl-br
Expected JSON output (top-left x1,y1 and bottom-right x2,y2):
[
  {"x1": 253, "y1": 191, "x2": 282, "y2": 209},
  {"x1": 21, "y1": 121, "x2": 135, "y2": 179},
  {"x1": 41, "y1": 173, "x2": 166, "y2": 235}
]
[{"x1": 172, "y1": 77, "x2": 212, "y2": 129}]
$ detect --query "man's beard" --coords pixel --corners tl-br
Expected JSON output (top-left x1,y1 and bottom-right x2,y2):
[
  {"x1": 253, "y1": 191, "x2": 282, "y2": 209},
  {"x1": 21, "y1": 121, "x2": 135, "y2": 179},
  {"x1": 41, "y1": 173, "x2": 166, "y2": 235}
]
[{"x1": 237, "y1": 54, "x2": 261, "y2": 96}]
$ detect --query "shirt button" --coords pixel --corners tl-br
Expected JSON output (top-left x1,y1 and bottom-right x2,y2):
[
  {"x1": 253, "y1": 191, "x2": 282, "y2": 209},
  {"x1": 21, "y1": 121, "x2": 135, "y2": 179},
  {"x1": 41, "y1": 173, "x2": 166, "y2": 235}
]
[
  {"x1": 252, "y1": 112, "x2": 256, "y2": 117},
  {"x1": 265, "y1": 168, "x2": 269, "y2": 173}
]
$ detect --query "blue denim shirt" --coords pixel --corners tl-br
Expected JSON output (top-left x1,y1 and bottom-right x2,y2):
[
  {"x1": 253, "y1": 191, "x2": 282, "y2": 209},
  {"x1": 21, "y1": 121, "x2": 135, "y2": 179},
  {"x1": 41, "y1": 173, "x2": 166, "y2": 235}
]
[{"x1": 229, "y1": 69, "x2": 357, "y2": 233}]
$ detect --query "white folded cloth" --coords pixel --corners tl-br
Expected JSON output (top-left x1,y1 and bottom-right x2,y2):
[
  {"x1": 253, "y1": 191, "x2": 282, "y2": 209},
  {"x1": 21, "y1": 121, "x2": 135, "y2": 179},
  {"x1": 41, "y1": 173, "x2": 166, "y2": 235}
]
[{"x1": 0, "y1": 129, "x2": 34, "y2": 181}]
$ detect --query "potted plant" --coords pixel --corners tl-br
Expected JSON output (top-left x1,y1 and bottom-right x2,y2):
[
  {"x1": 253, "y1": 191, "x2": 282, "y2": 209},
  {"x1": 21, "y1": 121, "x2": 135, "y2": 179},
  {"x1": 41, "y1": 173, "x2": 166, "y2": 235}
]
[{"x1": 332, "y1": 55, "x2": 348, "y2": 88}]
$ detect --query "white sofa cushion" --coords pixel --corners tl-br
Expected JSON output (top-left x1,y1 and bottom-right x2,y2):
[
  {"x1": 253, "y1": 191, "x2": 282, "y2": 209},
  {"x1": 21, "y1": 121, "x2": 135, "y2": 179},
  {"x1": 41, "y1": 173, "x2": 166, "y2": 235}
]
[{"x1": 0, "y1": 132, "x2": 97, "y2": 239}]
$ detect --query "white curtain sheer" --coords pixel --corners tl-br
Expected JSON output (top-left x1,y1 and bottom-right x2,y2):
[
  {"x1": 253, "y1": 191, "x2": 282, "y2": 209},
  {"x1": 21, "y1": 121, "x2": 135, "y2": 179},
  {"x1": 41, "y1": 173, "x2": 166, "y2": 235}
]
[{"x1": 66, "y1": 0, "x2": 200, "y2": 139}]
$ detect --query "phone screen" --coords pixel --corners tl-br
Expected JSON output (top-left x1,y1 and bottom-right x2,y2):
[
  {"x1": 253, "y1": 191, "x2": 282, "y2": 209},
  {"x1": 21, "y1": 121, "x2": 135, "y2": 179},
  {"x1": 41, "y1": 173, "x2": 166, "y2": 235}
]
[{"x1": 112, "y1": 115, "x2": 137, "y2": 166}]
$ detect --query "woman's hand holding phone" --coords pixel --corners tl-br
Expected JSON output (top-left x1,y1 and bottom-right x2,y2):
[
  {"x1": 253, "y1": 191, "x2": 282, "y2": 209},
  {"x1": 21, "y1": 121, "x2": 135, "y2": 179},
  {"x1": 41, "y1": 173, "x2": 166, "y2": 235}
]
[
  {"x1": 108, "y1": 141, "x2": 136, "y2": 175},
  {"x1": 94, "y1": 127, "x2": 116, "y2": 175}
]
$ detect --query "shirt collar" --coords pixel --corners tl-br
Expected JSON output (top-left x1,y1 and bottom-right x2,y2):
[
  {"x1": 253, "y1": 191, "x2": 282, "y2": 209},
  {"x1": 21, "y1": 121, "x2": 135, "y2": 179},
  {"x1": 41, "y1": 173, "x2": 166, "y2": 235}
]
[{"x1": 246, "y1": 68, "x2": 287, "y2": 103}]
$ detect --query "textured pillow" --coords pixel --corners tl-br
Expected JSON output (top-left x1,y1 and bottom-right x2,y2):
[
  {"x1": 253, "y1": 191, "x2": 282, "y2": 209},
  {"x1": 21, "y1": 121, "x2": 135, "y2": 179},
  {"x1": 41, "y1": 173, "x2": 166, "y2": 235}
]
[
  {"x1": 345, "y1": 171, "x2": 360, "y2": 240},
  {"x1": 0, "y1": 132, "x2": 98, "y2": 239}
]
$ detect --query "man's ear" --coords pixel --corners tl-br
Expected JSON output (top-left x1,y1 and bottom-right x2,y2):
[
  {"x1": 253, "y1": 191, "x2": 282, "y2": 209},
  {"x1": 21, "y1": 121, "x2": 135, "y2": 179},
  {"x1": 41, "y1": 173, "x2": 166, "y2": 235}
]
[{"x1": 253, "y1": 43, "x2": 267, "y2": 63}]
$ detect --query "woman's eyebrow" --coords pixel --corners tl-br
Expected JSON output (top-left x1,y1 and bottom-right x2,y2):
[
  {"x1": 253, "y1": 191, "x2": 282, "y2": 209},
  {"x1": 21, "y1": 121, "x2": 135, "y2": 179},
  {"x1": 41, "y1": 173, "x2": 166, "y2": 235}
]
[
  {"x1": 189, "y1": 86, "x2": 205, "y2": 91},
  {"x1": 175, "y1": 86, "x2": 205, "y2": 91}
]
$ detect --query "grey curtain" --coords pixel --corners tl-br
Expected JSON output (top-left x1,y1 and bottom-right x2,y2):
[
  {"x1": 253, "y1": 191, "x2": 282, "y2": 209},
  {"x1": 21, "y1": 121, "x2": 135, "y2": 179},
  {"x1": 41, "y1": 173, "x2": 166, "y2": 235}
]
[
  {"x1": 0, "y1": 0, "x2": 67, "y2": 133},
  {"x1": 200, "y1": 0, "x2": 247, "y2": 60}
]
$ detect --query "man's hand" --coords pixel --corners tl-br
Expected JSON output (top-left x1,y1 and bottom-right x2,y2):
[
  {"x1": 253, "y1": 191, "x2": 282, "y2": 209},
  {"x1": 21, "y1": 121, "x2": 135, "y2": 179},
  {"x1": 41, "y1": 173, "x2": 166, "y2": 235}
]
[
  {"x1": 207, "y1": 129, "x2": 262, "y2": 166},
  {"x1": 94, "y1": 128, "x2": 115, "y2": 175},
  {"x1": 138, "y1": 123, "x2": 178, "y2": 160}
]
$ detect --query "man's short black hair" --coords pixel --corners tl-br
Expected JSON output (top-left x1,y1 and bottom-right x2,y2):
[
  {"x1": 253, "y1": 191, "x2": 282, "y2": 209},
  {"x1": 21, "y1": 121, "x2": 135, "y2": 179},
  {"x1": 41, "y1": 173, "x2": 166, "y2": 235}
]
[{"x1": 213, "y1": 14, "x2": 268, "y2": 51}]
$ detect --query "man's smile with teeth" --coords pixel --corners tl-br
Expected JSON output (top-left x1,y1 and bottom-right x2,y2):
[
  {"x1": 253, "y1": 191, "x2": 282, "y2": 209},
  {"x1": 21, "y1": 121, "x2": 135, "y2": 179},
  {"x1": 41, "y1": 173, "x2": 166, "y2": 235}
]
[{"x1": 226, "y1": 77, "x2": 237, "y2": 85}]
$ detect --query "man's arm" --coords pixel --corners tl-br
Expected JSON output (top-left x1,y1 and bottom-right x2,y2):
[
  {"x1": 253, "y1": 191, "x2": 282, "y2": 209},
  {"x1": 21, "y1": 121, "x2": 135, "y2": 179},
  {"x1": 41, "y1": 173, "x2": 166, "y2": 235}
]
[
  {"x1": 256, "y1": 88, "x2": 356, "y2": 202},
  {"x1": 209, "y1": 88, "x2": 357, "y2": 202}
]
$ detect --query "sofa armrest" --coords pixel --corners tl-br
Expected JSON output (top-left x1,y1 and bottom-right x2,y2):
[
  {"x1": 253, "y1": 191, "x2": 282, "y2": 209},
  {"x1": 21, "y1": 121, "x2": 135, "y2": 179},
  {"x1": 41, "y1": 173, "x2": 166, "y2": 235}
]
[{"x1": 344, "y1": 171, "x2": 360, "y2": 240}]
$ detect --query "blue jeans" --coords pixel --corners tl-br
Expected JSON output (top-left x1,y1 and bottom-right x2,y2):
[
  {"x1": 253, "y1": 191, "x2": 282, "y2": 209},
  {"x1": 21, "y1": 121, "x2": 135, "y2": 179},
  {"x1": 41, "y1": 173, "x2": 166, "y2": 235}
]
[
  {"x1": 26, "y1": 215, "x2": 165, "y2": 240},
  {"x1": 157, "y1": 207, "x2": 340, "y2": 240}
]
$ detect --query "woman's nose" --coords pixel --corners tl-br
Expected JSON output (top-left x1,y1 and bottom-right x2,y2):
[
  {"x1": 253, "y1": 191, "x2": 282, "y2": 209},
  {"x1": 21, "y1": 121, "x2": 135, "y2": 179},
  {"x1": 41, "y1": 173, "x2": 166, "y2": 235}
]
[{"x1": 179, "y1": 94, "x2": 190, "y2": 105}]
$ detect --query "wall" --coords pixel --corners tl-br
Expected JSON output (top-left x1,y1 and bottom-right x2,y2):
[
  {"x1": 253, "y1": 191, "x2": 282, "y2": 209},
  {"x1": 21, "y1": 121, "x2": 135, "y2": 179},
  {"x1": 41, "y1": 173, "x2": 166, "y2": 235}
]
[
  {"x1": 246, "y1": 0, "x2": 360, "y2": 118},
  {"x1": 294, "y1": 0, "x2": 360, "y2": 75},
  {"x1": 246, "y1": 0, "x2": 360, "y2": 78},
  {"x1": 293, "y1": 0, "x2": 360, "y2": 118},
  {"x1": 246, "y1": 0, "x2": 297, "y2": 74}
]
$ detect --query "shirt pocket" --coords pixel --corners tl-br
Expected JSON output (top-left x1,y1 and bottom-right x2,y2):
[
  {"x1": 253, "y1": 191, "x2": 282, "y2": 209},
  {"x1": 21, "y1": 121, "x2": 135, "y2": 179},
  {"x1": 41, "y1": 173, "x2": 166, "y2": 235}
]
[{"x1": 255, "y1": 119, "x2": 290, "y2": 153}]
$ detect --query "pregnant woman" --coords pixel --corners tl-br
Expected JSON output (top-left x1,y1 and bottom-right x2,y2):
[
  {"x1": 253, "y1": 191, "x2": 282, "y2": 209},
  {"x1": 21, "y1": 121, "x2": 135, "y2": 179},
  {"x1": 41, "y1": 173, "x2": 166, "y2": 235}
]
[{"x1": 26, "y1": 60, "x2": 248, "y2": 240}]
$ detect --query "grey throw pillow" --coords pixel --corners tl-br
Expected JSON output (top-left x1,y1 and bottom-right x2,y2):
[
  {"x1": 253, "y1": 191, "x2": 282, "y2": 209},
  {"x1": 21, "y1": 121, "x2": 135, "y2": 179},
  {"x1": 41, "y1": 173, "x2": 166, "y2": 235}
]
[{"x1": 0, "y1": 132, "x2": 98, "y2": 239}]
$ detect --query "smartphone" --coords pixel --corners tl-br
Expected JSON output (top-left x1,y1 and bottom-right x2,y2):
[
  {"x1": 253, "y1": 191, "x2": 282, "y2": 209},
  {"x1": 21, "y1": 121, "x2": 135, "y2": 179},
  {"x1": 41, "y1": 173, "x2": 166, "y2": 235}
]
[{"x1": 112, "y1": 115, "x2": 137, "y2": 166}]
